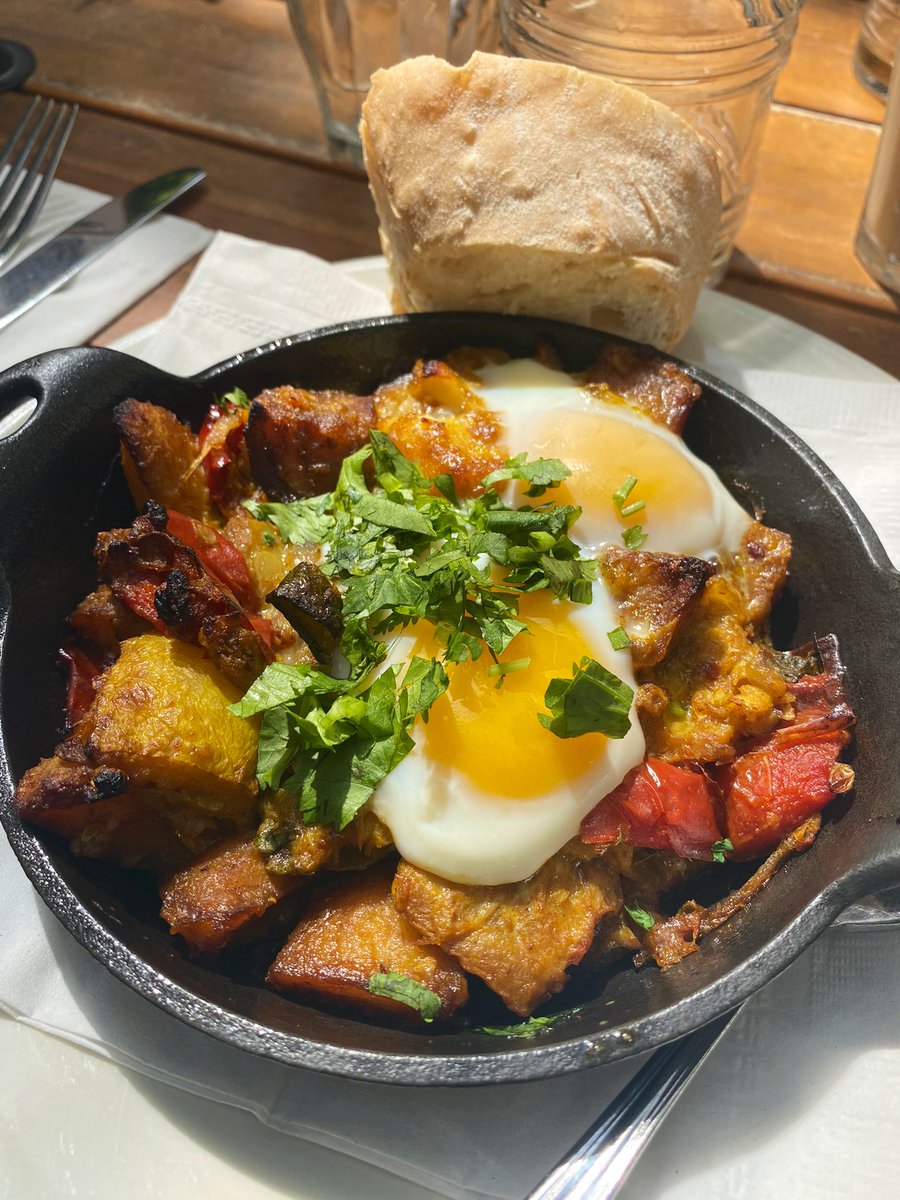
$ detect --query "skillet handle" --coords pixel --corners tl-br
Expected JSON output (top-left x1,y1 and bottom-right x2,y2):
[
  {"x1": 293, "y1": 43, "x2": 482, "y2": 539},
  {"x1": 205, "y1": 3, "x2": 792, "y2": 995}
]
[{"x1": 0, "y1": 346, "x2": 204, "y2": 565}]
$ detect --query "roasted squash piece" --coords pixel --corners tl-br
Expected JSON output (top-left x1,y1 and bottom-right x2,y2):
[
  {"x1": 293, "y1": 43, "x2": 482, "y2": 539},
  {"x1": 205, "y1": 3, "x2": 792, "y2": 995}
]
[
  {"x1": 601, "y1": 547, "x2": 716, "y2": 669},
  {"x1": 15, "y1": 635, "x2": 260, "y2": 871},
  {"x1": 374, "y1": 359, "x2": 505, "y2": 497},
  {"x1": 160, "y1": 834, "x2": 305, "y2": 954},
  {"x1": 81, "y1": 634, "x2": 258, "y2": 801},
  {"x1": 640, "y1": 576, "x2": 791, "y2": 765},
  {"x1": 267, "y1": 861, "x2": 468, "y2": 1023},
  {"x1": 115, "y1": 399, "x2": 216, "y2": 524},
  {"x1": 245, "y1": 386, "x2": 374, "y2": 501},
  {"x1": 582, "y1": 345, "x2": 701, "y2": 433},
  {"x1": 392, "y1": 850, "x2": 621, "y2": 1017}
]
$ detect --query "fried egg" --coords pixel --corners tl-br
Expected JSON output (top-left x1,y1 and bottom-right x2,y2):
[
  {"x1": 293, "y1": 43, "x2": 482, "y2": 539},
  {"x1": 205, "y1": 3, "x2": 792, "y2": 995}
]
[{"x1": 372, "y1": 358, "x2": 752, "y2": 887}]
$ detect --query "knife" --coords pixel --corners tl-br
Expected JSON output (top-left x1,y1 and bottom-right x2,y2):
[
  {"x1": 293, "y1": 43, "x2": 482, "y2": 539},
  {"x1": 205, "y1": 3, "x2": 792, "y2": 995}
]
[{"x1": 0, "y1": 166, "x2": 206, "y2": 334}]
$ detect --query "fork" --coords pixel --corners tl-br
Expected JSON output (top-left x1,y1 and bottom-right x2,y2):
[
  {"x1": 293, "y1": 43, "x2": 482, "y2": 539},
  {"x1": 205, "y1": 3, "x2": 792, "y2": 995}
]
[
  {"x1": 527, "y1": 890, "x2": 900, "y2": 1200},
  {"x1": 0, "y1": 96, "x2": 77, "y2": 271}
]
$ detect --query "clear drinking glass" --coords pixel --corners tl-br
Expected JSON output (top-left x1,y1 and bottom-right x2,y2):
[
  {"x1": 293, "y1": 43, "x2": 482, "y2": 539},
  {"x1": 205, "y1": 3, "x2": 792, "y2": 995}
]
[
  {"x1": 287, "y1": 0, "x2": 500, "y2": 162},
  {"x1": 500, "y1": 0, "x2": 801, "y2": 280},
  {"x1": 855, "y1": 53, "x2": 900, "y2": 293},
  {"x1": 854, "y1": 0, "x2": 900, "y2": 98}
]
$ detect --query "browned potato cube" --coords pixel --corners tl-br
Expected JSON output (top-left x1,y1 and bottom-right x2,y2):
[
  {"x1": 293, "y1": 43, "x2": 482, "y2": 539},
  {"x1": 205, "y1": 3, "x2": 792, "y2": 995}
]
[
  {"x1": 267, "y1": 861, "x2": 468, "y2": 1023},
  {"x1": 160, "y1": 835, "x2": 305, "y2": 954},
  {"x1": 393, "y1": 850, "x2": 621, "y2": 1017},
  {"x1": 115, "y1": 399, "x2": 217, "y2": 523}
]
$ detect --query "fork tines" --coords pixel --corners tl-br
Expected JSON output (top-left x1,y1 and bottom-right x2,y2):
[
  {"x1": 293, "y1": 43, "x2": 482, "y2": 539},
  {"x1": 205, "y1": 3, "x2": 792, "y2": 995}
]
[{"x1": 0, "y1": 96, "x2": 78, "y2": 271}]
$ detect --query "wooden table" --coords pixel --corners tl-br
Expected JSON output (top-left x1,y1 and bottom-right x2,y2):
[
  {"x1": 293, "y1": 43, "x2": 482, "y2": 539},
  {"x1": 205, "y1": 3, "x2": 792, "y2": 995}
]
[{"x1": 1, "y1": 0, "x2": 898, "y2": 376}]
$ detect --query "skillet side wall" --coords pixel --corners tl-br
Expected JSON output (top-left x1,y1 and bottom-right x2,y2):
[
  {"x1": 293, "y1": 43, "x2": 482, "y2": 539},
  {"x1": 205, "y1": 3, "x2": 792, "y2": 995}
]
[{"x1": 0, "y1": 315, "x2": 897, "y2": 1084}]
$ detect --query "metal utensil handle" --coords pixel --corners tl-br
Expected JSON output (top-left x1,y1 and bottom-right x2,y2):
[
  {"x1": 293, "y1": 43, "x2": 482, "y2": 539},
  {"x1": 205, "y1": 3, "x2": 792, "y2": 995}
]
[
  {"x1": 527, "y1": 906, "x2": 900, "y2": 1200},
  {"x1": 526, "y1": 1011, "x2": 737, "y2": 1200}
]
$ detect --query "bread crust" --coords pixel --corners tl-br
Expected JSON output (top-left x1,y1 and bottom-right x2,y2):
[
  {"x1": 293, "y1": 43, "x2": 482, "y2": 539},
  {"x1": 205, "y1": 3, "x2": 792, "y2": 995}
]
[{"x1": 361, "y1": 52, "x2": 721, "y2": 350}]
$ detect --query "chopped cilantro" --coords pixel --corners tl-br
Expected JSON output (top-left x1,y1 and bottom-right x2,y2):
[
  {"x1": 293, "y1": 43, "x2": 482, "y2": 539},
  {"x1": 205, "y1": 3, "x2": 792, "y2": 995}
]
[
  {"x1": 220, "y1": 386, "x2": 250, "y2": 409},
  {"x1": 474, "y1": 1008, "x2": 581, "y2": 1038},
  {"x1": 711, "y1": 838, "x2": 734, "y2": 863},
  {"x1": 619, "y1": 500, "x2": 646, "y2": 518},
  {"x1": 233, "y1": 432, "x2": 616, "y2": 831},
  {"x1": 624, "y1": 902, "x2": 656, "y2": 930},
  {"x1": 367, "y1": 973, "x2": 442, "y2": 1022},
  {"x1": 666, "y1": 699, "x2": 687, "y2": 720},
  {"x1": 262, "y1": 531, "x2": 276, "y2": 547},
  {"x1": 621, "y1": 524, "x2": 648, "y2": 550},
  {"x1": 482, "y1": 453, "x2": 572, "y2": 497},
  {"x1": 538, "y1": 656, "x2": 633, "y2": 740},
  {"x1": 607, "y1": 627, "x2": 632, "y2": 651}
]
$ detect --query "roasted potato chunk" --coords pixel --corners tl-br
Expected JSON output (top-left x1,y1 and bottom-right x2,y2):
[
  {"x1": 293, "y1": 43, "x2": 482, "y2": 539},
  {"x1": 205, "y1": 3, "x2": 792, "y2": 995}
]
[
  {"x1": 256, "y1": 792, "x2": 393, "y2": 875},
  {"x1": 116, "y1": 399, "x2": 216, "y2": 523},
  {"x1": 602, "y1": 547, "x2": 715, "y2": 669},
  {"x1": 68, "y1": 584, "x2": 151, "y2": 656},
  {"x1": 14, "y1": 753, "x2": 242, "y2": 872},
  {"x1": 641, "y1": 576, "x2": 791, "y2": 764},
  {"x1": 393, "y1": 851, "x2": 621, "y2": 1016},
  {"x1": 267, "y1": 861, "x2": 468, "y2": 1023},
  {"x1": 245, "y1": 386, "x2": 374, "y2": 500},
  {"x1": 728, "y1": 520, "x2": 792, "y2": 627},
  {"x1": 160, "y1": 835, "x2": 305, "y2": 954},
  {"x1": 582, "y1": 345, "x2": 701, "y2": 433}
]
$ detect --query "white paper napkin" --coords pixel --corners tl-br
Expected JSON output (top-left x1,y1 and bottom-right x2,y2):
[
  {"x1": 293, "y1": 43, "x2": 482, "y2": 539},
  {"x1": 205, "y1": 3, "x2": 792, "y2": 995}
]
[
  {"x1": 1, "y1": 231, "x2": 899, "y2": 1200},
  {"x1": 0, "y1": 177, "x2": 212, "y2": 373}
]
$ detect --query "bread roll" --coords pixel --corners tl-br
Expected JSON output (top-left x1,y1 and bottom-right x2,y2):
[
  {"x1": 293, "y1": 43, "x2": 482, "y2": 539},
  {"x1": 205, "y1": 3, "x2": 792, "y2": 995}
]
[{"x1": 360, "y1": 52, "x2": 721, "y2": 350}]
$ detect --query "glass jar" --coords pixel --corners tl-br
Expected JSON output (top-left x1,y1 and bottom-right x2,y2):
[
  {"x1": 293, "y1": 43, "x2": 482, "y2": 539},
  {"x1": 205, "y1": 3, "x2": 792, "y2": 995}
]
[
  {"x1": 287, "y1": 0, "x2": 501, "y2": 163},
  {"x1": 500, "y1": 0, "x2": 802, "y2": 280}
]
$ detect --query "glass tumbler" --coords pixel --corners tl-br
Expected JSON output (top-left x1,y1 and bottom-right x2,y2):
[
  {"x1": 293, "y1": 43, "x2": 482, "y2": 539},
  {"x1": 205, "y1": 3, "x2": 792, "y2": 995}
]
[
  {"x1": 854, "y1": 0, "x2": 900, "y2": 98},
  {"x1": 287, "y1": 0, "x2": 500, "y2": 162},
  {"x1": 500, "y1": 0, "x2": 802, "y2": 280}
]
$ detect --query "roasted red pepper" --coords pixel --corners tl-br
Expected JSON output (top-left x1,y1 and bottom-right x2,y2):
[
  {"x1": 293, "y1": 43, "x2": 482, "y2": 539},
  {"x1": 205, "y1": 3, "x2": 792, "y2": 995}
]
[
  {"x1": 198, "y1": 401, "x2": 248, "y2": 508},
  {"x1": 60, "y1": 645, "x2": 103, "y2": 727},
  {"x1": 165, "y1": 508, "x2": 259, "y2": 611},
  {"x1": 581, "y1": 758, "x2": 724, "y2": 860},
  {"x1": 717, "y1": 658, "x2": 855, "y2": 855}
]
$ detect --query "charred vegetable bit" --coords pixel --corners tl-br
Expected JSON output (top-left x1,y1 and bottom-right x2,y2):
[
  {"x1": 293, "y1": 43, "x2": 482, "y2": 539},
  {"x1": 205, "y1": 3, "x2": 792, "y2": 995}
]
[{"x1": 267, "y1": 562, "x2": 344, "y2": 664}]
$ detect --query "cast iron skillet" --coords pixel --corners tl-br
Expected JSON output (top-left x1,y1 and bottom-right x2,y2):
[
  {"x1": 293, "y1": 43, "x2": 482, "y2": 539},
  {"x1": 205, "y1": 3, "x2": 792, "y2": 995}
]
[{"x1": 0, "y1": 313, "x2": 898, "y2": 1086}]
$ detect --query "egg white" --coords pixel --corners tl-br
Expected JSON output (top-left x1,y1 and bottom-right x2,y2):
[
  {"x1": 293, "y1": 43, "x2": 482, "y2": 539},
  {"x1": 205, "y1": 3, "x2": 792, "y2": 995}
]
[{"x1": 371, "y1": 358, "x2": 752, "y2": 887}]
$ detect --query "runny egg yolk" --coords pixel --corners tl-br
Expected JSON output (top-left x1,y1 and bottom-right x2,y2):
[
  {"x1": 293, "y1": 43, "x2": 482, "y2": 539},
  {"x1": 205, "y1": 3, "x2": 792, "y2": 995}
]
[
  {"x1": 410, "y1": 591, "x2": 608, "y2": 799},
  {"x1": 517, "y1": 409, "x2": 715, "y2": 552}
]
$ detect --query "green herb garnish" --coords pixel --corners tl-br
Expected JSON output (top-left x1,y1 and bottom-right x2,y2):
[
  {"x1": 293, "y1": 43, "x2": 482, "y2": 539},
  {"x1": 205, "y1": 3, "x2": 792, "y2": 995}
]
[
  {"x1": 234, "y1": 433, "x2": 631, "y2": 831},
  {"x1": 220, "y1": 386, "x2": 250, "y2": 409},
  {"x1": 538, "y1": 656, "x2": 633, "y2": 740},
  {"x1": 607, "y1": 627, "x2": 632, "y2": 651},
  {"x1": 621, "y1": 525, "x2": 648, "y2": 551},
  {"x1": 711, "y1": 838, "x2": 734, "y2": 863},
  {"x1": 624, "y1": 902, "x2": 656, "y2": 930},
  {"x1": 367, "y1": 973, "x2": 442, "y2": 1022},
  {"x1": 482, "y1": 453, "x2": 572, "y2": 497},
  {"x1": 612, "y1": 475, "x2": 638, "y2": 510},
  {"x1": 475, "y1": 1007, "x2": 582, "y2": 1038}
]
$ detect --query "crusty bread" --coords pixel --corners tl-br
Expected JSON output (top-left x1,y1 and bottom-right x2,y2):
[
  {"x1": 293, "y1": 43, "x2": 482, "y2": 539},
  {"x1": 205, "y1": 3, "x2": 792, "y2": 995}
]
[{"x1": 360, "y1": 52, "x2": 721, "y2": 350}]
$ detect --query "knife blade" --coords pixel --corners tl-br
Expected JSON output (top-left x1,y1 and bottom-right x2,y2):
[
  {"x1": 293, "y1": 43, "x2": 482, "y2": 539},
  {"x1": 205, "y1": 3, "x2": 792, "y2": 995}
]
[{"x1": 0, "y1": 166, "x2": 206, "y2": 334}]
